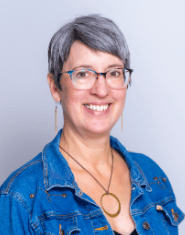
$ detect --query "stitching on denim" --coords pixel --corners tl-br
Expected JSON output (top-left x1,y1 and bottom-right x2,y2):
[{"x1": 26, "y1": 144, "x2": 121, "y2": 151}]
[
  {"x1": 131, "y1": 197, "x2": 175, "y2": 215},
  {"x1": 31, "y1": 222, "x2": 42, "y2": 235},
  {"x1": 1, "y1": 192, "x2": 42, "y2": 234},
  {"x1": 142, "y1": 217, "x2": 156, "y2": 235},
  {"x1": 175, "y1": 211, "x2": 185, "y2": 224},
  {"x1": 158, "y1": 209, "x2": 184, "y2": 226},
  {"x1": 67, "y1": 226, "x2": 80, "y2": 235},
  {"x1": 8, "y1": 191, "x2": 31, "y2": 216},
  {"x1": 37, "y1": 187, "x2": 69, "y2": 202},
  {"x1": 42, "y1": 143, "x2": 50, "y2": 189},
  {"x1": 89, "y1": 214, "x2": 96, "y2": 235},
  {"x1": 40, "y1": 218, "x2": 46, "y2": 231},
  {"x1": 73, "y1": 216, "x2": 76, "y2": 226},
  {"x1": 5, "y1": 159, "x2": 42, "y2": 193},
  {"x1": 130, "y1": 176, "x2": 138, "y2": 186},
  {"x1": 158, "y1": 212, "x2": 170, "y2": 235},
  {"x1": 11, "y1": 192, "x2": 42, "y2": 234},
  {"x1": 83, "y1": 200, "x2": 103, "y2": 219},
  {"x1": 85, "y1": 202, "x2": 113, "y2": 235},
  {"x1": 37, "y1": 209, "x2": 102, "y2": 221},
  {"x1": 149, "y1": 177, "x2": 166, "y2": 189},
  {"x1": 84, "y1": 199, "x2": 90, "y2": 215},
  {"x1": 83, "y1": 210, "x2": 103, "y2": 219},
  {"x1": 134, "y1": 161, "x2": 152, "y2": 191},
  {"x1": 0, "y1": 190, "x2": 8, "y2": 195},
  {"x1": 15, "y1": 194, "x2": 42, "y2": 235},
  {"x1": 72, "y1": 180, "x2": 77, "y2": 189},
  {"x1": 131, "y1": 197, "x2": 174, "y2": 214},
  {"x1": 38, "y1": 211, "x2": 80, "y2": 220}
]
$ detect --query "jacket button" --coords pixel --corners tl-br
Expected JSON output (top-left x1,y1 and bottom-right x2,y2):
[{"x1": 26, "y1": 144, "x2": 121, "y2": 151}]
[
  {"x1": 142, "y1": 222, "x2": 150, "y2": 230},
  {"x1": 62, "y1": 193, "x2": 67, "y2": 198},
  {"x1": 171, "y1": 209, "x2": 179, "y2": 221},
  {"x1": 156, "y1": 205, "x2": 163, "y2": 211},
  {"x1": 153, "y1": 177, "x2": 158, "y2": 181},
  {"x1": 173, "y1": 213, "x2": 179, "y2": 221},
  {"x1": 162, "y1": 177, "x2": 167, "y2": 182},
  {"x1": 30, "y1": 194, "x2": 35, "y2": 199},
  {"x1": 79, "y1": 191, "x2": 83, "y2": 196}
]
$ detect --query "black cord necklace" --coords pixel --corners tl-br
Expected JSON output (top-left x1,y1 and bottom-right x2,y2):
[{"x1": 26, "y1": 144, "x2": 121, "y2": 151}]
[{"x1": 59, "y1": 145, "x2": 121, "y2": 217}]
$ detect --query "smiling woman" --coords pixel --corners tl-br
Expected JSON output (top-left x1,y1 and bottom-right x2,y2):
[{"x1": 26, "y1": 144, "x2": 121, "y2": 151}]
[
  {"x1": 0, "y1": 14, "x2": 184, "y2": 235},
  {"x1": 48, "y1": 41, "x2": 128, "y2": 135}
]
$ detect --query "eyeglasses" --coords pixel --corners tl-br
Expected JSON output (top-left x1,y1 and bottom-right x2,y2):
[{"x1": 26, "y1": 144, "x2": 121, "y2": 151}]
[{"x1": 59, "y1": 68, "x2": 133, "y2": 90}]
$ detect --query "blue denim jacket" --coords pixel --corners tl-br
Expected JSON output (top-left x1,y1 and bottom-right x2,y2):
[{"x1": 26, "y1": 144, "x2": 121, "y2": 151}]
[{"x1": 0, "y1": 129, "x2": 184, "y2": 234}]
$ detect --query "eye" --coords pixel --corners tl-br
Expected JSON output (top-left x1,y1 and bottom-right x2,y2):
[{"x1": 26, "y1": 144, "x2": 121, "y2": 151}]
[
  {"x1": 76, "y1": 71, "x2": 89, "y2": 78},
  {"x1": 109, "y1": 69, "x2": 122, "y2": 77}
]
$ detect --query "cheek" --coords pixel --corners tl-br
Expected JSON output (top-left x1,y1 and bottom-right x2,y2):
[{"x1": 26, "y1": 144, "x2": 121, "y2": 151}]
[
  {"x1": 60, "y1": 87, "x2": 86, "y2": 115},
  {"x1": 112, "y1": 89, "x2": 127, "y2": 105},
  {"x1": 113, "y1": 89, "x2": 127, "y2": 118}
]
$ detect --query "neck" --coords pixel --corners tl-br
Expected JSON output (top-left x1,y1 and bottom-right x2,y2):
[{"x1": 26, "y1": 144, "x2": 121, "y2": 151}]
[{"x1": 59, "y1": 125, "x2": 112, "y2": 167}]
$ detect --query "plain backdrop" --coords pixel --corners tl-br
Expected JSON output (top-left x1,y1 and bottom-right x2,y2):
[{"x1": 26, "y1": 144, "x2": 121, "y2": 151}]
[{"x1": 0, "y1": 0, "x2": 184, "y2": 233}]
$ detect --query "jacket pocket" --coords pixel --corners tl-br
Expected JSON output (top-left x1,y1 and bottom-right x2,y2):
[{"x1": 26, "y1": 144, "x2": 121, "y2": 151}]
[
  {"x1": 156, "y1": 200, "x2": 184, "y2": 226},
  {"x1": 40, "y1": 215, "x2": 80, "y2": 235}
]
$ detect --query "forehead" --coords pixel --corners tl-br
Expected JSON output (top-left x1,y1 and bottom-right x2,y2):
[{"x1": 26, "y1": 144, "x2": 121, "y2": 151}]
[{"x1": 63, "y1": 41, "x2": 123, "y2": 71}]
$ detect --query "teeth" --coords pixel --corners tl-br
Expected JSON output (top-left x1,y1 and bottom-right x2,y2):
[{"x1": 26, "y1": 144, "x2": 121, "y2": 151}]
[{"x1": 85, "y1": 104, "x2": 109, "y2": 111}]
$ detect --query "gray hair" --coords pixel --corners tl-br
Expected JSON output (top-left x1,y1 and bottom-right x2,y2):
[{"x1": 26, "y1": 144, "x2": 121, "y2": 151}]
[{"x1": 48, "y1": 14, "x2": 131, "y2": 89}]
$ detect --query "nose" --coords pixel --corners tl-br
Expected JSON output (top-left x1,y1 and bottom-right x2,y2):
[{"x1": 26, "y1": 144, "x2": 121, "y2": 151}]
[{"x1": 90, "y1": 73, "x2": 109, "y2": 97}]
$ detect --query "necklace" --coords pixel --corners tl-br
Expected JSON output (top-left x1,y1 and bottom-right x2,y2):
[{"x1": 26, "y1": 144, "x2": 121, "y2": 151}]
[{"x1": 59, "y1": 145, "x2": 121, "y2": 218}]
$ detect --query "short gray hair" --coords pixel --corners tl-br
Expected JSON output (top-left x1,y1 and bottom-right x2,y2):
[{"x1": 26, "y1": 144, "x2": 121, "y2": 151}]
[{"x1": 48, "y1": 14, "x2": 131, "y2": 89}]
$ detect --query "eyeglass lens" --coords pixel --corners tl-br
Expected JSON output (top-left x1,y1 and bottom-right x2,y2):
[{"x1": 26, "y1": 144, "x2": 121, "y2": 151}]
[{"x1": 71, "y1": 69, "x2": 130, "y2": 89}]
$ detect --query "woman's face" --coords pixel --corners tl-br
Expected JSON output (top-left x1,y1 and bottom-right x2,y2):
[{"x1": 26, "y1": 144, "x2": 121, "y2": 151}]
[{"x1": 58, "y1": 41, "x2": 127, "y2": 135}]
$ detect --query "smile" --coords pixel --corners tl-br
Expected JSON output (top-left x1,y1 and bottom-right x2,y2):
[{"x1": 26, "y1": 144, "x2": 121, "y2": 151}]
[{"x1": 84, "y1": 104, "x2": 110, "y2": 111}]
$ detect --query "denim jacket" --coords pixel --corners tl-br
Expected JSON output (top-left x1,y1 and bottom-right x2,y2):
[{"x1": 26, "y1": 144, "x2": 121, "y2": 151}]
[{"x1": 0, "y1": 129, "x2": 184, "y2": 235}]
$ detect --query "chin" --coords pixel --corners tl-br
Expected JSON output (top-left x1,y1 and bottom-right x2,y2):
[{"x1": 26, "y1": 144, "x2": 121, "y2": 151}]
[{"x1": 83, "y1": 122, "x2": 113, "y2": 135}]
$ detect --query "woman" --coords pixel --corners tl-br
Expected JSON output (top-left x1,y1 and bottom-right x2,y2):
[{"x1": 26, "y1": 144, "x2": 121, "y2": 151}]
[{"x1": 0, "y1": 14, "x2": 184, "y2": 235}]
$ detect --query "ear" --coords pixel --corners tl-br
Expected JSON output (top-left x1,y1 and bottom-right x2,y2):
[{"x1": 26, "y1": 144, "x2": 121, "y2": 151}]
[{"x1": 47, "y1": 73, "x2": 61, "y2": 102}]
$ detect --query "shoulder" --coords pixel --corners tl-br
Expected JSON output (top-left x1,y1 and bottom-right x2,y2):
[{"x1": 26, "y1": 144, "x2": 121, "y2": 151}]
[
  {"x1": 0, "y1": 152, "x2": 43, "y2": 202},
  {"x1": 129, "y1": 152, "x2": 165, "y2": 176},
  {"x1": 0, "y1": 153, "x2": 44, "y2": 234},
  {"x1": 129, "y1": 151, "x2": 173, "y2": 193},
  {"x1": 129, "y1": 152, "x2": 185, "y2": 227}
]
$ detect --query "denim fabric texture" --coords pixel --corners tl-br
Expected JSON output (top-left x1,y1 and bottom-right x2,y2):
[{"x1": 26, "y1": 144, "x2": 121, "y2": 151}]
[{"x1": 0, "y1": 129, "x2": 184, "y2": 234}]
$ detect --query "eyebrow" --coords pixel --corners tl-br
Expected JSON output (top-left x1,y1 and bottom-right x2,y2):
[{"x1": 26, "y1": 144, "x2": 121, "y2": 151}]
[{"x1": 72, "y1": 64, "x2": 124, "y2": 71}]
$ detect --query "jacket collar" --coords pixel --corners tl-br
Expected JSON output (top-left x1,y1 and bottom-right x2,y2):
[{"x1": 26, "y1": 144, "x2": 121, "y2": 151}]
[
  {"x1": 42, "y1": 129, "x2": 150, "y2": 193},
  {"x1": 42, "y1": 129, "x2": 75, "y2": 191}
]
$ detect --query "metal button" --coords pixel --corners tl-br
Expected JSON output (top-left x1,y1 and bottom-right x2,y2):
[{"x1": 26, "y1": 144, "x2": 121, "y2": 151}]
[
  {"x1": 142, "y1": 222, "x2": 150, "y2": 230},
  {"x1": 162, "y1": 178, "x2": 167, "y2": 182},
  {"x1": 30, "y1": 194, "x2": 35, "y2": 199},
  {"x1": 59, "y1": 224, "x2": 65, "y2": 235},
  {"x1": 171, "y1": 209, "x2": 179, "y2": 221},
  {"x1": 132, "y1": 187, "x2": 136, "y2": 191},
  {"x1": 153, "y1": 177, "x2": 158, "y2": 181},
  {"x1": 173, "y1": 212, "x2": 179, "y2": 221},
  {"x1": 79, "y1": 191, "x2": 83, "y2": 196},
  {"x1": 156, "y1": 205, "x2": 163, "y2": 211},
  {"x1": 62, "y1": 193, "x2": 67, "y2": 198}
]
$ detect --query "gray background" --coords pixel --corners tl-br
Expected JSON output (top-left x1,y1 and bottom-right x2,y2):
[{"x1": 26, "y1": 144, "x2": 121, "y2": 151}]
[{"x1": 0, "y1": 0, "x2": 184, "y2": 232}]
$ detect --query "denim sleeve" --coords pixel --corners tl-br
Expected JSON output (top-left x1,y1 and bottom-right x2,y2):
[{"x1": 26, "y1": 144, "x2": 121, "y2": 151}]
[{"x1": 0, "y1": 193, "x2": 32, "y2": 235}]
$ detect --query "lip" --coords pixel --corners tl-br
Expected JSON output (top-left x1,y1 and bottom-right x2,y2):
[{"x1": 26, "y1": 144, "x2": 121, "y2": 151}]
[
  {"x1": 83, "y1": 103, "x2": 111, "y2": 115},
  {"x1": 83, "y1": 102, "x2": 111, "y2": 105}
]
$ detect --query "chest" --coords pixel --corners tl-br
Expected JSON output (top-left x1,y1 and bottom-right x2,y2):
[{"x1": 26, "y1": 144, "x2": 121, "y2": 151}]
[
  {"x1": 71, "y1": 160, "x2": 135, "y2": 234},
  {"x1": 27, "y1": 152, "x2": 182, "y2": 235},
  {"x1": 29, "y1": 176, "x2": 180, "y2": 235}
]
